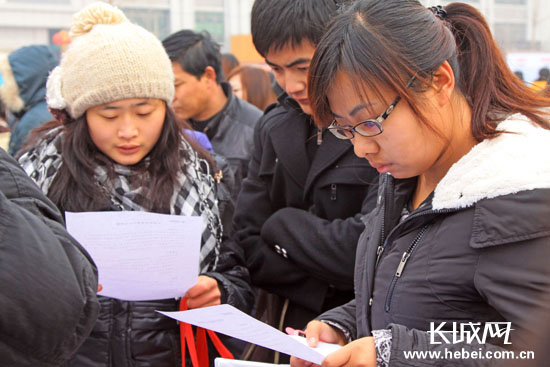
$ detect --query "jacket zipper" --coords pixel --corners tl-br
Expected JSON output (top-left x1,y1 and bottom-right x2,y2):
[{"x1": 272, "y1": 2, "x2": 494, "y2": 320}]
[
  {"x1": 375, "y1": 175, "x2": 392, "y2": 268},
  {"x1": 384, "y1": 225, "x2": 429, "y2": 312},
  {"x1": 370, "y1": 173, "x2": 457, "y2": 313}
]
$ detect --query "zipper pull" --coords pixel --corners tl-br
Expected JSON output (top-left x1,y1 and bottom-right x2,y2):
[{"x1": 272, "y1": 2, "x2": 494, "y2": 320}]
[
  {"x1": 395, "y1": 251, "x2": 411, "y2": 277},
  {"x1": 375, "y1": 245, "x2": 384, "y2": 267}
]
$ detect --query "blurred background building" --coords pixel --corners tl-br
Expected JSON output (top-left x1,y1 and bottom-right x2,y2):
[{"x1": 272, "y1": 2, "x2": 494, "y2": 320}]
[
  {"x1": 422, "y1": 0, "x2": 550, "y2": 51},
  {"x1": 0, "y1": 0, "x2": 258, "y2": 59},
  {"x1": 0, "y1": 0, "x2": 549, "y2": 80}
]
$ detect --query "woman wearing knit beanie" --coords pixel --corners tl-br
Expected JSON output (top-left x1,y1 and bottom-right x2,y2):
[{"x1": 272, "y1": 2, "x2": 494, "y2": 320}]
[{"x1": 18, "y1": 2, "x2": 253, "y2": 366}]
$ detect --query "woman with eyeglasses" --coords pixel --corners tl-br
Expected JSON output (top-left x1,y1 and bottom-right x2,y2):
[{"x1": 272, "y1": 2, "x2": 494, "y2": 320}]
[{"x1": 291, "y1": 1, "x2": 550, "y2": 367}]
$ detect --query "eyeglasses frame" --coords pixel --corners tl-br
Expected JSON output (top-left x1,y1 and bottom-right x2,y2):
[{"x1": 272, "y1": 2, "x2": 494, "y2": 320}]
[{"x1": 328, "y1": 76, "x2": 416, "y2": 140}]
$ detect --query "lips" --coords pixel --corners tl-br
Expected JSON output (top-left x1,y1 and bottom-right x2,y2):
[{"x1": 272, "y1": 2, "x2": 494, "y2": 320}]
[
  {"x1": 369, "y1": 161, "x2": 392, "y2": 174},
  {"x1": 117, "y1": 145, "x2": 140, "y2": 154}
]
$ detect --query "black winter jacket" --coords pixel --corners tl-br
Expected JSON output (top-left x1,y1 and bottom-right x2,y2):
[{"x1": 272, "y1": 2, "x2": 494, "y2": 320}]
[
  {"x1": 232, "y1": 95, "x2": 379, "y2": 330},
  {"x1": 65, "y1": 240, "x2": 252, "y2": 367},
  {"x1": 64, "y1": 234, "x2": 252, "y2": 367},
  {"x1": 194, "y1": 83, "x2": 261, "y2": 199},
  {"x1": 318, "y1": 116, "x2": 550, "y2": 366},
  {"x1": 0, "y1": 148, "x2": 99, "y2": 366}
]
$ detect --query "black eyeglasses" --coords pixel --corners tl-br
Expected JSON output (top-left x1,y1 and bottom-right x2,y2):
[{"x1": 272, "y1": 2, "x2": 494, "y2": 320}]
[{"x1": 327, "y1": 76, "x2": 415, "y2": 140}]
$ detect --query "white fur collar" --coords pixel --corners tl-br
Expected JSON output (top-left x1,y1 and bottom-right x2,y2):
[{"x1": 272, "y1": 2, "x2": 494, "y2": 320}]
[{"x1": 432, "y1": 114, "x2": 550, "y2": 210}]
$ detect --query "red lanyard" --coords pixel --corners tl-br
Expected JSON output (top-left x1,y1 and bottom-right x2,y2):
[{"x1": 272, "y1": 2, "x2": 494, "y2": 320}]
[{"x1": 179, "y1": 298, "x2": 234, "y2": 367}]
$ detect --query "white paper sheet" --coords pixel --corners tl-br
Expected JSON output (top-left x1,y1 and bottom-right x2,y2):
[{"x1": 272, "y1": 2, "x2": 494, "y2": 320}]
[
  {"x1": 66, "y1": 211, "x2": 202, "y2": 301},
  {"x1": 215, "y1": 357, "x2": 289, "y2": 367},
  {"x1": 158, "y1": 305, "x2": 341, "y2": 365}
]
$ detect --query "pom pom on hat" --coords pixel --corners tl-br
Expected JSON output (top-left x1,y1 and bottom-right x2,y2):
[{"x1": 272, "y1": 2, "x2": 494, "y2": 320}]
[
  {"x1": 48, "y1": 1, "x2": 174, "y2": 119},
  {"x1": 70, "y1": 2, "x2": 128, "y2": 38}
]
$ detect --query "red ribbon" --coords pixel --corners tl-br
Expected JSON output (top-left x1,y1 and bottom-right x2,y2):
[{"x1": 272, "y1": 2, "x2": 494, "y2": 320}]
[{"x1": 180, "y1": 298, "x2": 234, "y2": 367}]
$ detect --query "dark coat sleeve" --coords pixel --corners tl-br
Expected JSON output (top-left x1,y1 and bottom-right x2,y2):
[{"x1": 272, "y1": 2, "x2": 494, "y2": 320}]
[
  {"x1": 231, "y1": 115, "x2": 332, "y2": 313},
  {"x1": 203, "y1": 238, "x2": 254, "y2": 315},
  {"x1": 315, "y1": 299, "x2": 358, "y2": 341},
  {"x1": 0, "y1": 148, "x2": 99, "y2": 366},
  {"x1": 199, "y1": 150, "x2": 253, "y2": 314},
  {"x1": 259, "y1": 185, "x2": 377, "y2": 290}
]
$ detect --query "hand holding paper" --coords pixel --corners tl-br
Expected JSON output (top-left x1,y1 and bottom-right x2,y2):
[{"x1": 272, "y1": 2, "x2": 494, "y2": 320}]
[
  {"x1": 158, "y1": 304, "x2": 341, "y2": 365},
  {"x1": 185, "y1": 275, "x2": 222, "y2": 308}
]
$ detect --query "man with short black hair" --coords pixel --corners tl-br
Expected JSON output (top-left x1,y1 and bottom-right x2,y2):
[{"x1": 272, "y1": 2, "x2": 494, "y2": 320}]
[
  {"x1": 162, "y1": 30, "x2": 261, "y2": 196},
  {"x1": 231, "y1": 0, "x2": 379, "y2": 363}
]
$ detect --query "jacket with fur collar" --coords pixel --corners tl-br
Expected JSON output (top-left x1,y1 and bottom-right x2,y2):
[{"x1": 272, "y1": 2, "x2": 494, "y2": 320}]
[
  {"x1": 0, "y1": 45, "x2": 58, "y2": 155},
  {"x1": 318, "y1": 115, "x2": 550, "y2": 366}
]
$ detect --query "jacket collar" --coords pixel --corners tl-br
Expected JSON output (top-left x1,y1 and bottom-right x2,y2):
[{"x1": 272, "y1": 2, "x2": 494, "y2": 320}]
[
  {"x1": 269, "y1": 95, "x2": 354, "y2": 191},
  {"x1": 378, "y1": 116, "x2": 550, "y2": 250},
  {"x1": 277, "y1": 91, "x2": 303, "y2": 113},
  {"x1": 304, "y1": 131, "x2": 353, "y2": 197},
  {"x1": 433, "y1": 116, "x2": 550, "y2": 210},
  {"x1": 0, "y1": 45, "x2": 59, "y2": 113},
  {"x1": 194, "y1": 82, "x2": 234, "y2": 138}
]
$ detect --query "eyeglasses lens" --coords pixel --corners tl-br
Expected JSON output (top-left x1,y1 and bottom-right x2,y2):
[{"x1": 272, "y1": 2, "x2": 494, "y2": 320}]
[{"x1": 355, "y1": 121, "x2": 380, "y2": 136}]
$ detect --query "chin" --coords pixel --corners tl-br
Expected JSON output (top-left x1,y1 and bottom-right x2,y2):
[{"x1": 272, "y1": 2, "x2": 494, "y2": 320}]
[
  {"x1": 173, "y1": 110, "x2": 190, "y2": 121},
  {"x1": 111, "y1": 155, "x2": 144, "y2": 166},
  {"x1": 299, "y1": 103, "x2": 312, "y2": 116},
  {"x1": 390, "y1": 170, "x2": 417, "y2": 180}
]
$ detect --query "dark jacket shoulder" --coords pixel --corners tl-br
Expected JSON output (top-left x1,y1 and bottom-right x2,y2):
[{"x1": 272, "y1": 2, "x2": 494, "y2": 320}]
[
  {"x1": 227, "y1": 94, "x2": 263, "y2": 129},
  {"x1": 0, "y1": 148, "x2": 99, "y2": 366}
]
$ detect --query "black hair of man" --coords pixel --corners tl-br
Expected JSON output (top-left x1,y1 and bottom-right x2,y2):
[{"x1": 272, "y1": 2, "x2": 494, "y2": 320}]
[
  {"x1": 162, "y1": 29, "x2": 224, "y2": 83},
  {"x1": 251, "y1": 0, "x2": 340, "y2": 57}
]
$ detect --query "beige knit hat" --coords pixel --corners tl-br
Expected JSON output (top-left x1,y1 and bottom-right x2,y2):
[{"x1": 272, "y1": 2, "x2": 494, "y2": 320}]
[{"x1": 47, "y1": 2, "x2": 174, "y2": 119}]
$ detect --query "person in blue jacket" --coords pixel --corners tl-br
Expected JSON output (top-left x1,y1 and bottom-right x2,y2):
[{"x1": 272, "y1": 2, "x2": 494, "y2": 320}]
[{"x1": 0, "y1": 44, "x2": 59, "y2": 156}]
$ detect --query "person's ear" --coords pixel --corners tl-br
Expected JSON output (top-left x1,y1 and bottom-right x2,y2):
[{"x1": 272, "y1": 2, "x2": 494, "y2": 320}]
[
  {"x1": 202, "y1": 66, "x2": 218, "y2": 85},
  {"x1": 430, "y1": 60, "x2": 455, "y2": 107}
]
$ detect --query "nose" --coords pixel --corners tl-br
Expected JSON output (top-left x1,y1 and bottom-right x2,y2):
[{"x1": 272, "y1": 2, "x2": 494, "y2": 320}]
[
  {"x1": 351, "y1": 135, "x2": 379, "y2": 159},
  {"x1": 172, "y1": 90, "x2": 180, "y2": 105},
  {"x1": 118, "y1": 114, "x2": 138, "y2": 140},
  {"x1": 284, "y1": 73, "x2": 305, "y2": 96}
]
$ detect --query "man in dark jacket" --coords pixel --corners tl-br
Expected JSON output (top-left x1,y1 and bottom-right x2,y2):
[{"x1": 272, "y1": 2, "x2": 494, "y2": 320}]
[
  {"x1": 162, "y1": 30, "x2": 262, "y2": 198},
  {"x1": 0, "y1": 148, "x2": 99, "y2": 365},
  {"x1": 231, "y1": 0, "x2": 379, "y2": 362},
  {"x1": 0, "y1": 45, "x2": 59, "y2": 156}
]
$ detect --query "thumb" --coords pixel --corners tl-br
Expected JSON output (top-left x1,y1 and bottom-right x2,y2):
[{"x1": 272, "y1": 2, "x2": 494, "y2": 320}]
[
  {"x1": 304, "y1": 321, "x2": 326, "y2": 347},
  {"x1": 322, "y1": 347, "x2": 351, "y2": 367}
]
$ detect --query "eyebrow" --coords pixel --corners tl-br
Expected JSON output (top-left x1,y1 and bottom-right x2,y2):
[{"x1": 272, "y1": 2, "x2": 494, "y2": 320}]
[
  {"x1": 331, "y1": 102, "x2": 377, "y2": 119},
  {"x1": 265, "y1": 57, "x2": 311, "y2": 69},
  {"x1": 102, "y1": 100, "x2": 150, "y2": 110}
]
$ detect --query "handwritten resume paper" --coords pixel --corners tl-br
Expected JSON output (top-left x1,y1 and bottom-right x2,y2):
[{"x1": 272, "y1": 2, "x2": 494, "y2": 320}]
[
  {"x1": 66, "y1": 211, "x2": 202, "y2": 301},
  {"x1": 159, "y1": 304, "x2": 341, "y2": 364}
]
